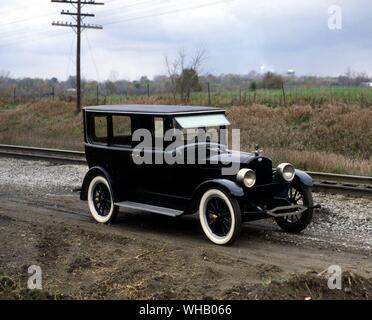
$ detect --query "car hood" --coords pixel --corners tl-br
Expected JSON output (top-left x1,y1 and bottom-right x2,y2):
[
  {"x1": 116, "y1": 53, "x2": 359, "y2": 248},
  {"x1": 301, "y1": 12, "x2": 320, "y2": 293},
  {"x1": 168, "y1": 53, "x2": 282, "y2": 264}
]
[{"x1": 208, "y1": 151, "x2": 257, "y2": 164}]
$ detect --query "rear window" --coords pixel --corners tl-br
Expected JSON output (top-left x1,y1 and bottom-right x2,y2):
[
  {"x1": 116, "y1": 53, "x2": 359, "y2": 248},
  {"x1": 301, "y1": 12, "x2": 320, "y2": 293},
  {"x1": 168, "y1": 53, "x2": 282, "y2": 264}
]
[{"x1": 91, "y1": 115, "x2": 108, "y2": 144}]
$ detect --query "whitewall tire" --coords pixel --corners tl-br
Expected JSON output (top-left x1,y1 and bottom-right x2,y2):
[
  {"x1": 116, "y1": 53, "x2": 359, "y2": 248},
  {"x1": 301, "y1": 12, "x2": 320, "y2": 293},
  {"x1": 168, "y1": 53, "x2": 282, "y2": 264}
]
[
  {"x1": 199, "y1": 189, "x2": 242, "y2": 245},
  {"x1": 88, "y1": 176, "x2": 118, "y2": 224}
]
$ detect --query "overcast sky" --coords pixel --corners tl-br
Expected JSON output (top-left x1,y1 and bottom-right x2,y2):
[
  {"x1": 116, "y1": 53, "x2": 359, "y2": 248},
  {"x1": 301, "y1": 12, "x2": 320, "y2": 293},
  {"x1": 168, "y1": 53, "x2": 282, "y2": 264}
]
[{"x1": 0, "y1": 0, "x2": 371, "y2": 81}]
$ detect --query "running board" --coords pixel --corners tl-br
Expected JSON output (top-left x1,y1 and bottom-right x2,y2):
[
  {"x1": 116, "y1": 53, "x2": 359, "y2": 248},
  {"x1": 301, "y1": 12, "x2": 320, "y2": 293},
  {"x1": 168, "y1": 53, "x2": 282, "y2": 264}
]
[{"x1": 115, "y1": 201, "x2": 184, "y2": 217}]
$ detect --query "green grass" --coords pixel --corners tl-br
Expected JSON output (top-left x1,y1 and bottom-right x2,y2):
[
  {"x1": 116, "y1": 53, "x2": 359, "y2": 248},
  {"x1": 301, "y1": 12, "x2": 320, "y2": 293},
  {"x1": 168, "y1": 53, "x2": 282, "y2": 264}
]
[
  {"x1": 0, "y1": 103, "x2": 18, "y2": 110},
  {"x1": 86, "y1": 87, "x2": 372, "y2": 109},
  {"x1": 3, "y1": 86, "x2": 372, "y2": 109}
]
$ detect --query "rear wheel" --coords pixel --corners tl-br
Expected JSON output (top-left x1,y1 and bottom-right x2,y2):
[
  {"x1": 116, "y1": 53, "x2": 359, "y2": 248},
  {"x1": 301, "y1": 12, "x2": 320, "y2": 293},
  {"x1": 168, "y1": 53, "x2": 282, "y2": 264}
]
[
  {"x1": 199, "y1": 189, "x2": 242, "y2": 245},
  {"x1": 275, "y1": 182, "x2": 313, "y2": 233},
  {"x1": 88, "y1": 176, "x2": 118, "y2": 224}
]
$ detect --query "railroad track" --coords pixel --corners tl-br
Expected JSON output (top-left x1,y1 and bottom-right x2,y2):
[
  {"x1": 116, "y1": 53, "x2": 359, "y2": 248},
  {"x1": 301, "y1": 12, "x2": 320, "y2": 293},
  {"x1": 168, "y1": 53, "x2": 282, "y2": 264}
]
[
  {"x1": 0, "y1": 144, "x2": 371, "y2": 198},
  {"x1": 310, "y1": 172, "x2": 372, "y2": 198},
  {"x1": 0, "y1": 144, "x2": 86, "y2": 164}
]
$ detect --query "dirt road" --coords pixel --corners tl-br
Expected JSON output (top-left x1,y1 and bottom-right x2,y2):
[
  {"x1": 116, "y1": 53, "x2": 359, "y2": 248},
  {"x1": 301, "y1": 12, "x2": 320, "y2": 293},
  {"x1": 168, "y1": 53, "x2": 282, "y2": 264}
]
[{"x1": 0, "y1": 159, "x2": 371, "y2": 300}]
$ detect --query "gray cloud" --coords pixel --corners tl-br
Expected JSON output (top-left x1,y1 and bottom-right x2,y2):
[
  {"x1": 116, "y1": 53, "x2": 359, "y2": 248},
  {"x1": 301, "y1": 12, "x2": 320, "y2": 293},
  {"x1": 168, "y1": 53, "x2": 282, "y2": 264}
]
[{"x1": 1, "y1": 0, "x2": 371, "y2": 80}]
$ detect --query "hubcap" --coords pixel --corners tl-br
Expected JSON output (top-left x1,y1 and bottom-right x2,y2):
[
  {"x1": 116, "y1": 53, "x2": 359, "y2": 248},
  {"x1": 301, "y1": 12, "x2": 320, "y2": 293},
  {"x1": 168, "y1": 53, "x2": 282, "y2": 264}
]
[
  {"x1": 206, "y1": 197, "x2": 232, "y2": 237},
  {"x1": 93, "y1": 183, "x2": 112, "y2": 217}
]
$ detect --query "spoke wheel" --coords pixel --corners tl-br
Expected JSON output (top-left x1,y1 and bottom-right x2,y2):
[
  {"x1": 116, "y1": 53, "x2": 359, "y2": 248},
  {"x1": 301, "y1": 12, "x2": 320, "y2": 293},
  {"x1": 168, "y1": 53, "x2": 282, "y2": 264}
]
[
  {"x1": 93, "y1": 183, "x2": 112, "y2": 217},
  {"x1": 206, "y1": 197, "x2": 232, "y2": 237},
  {"x1": 199, "y1": 189, "x2": 242, "y2": 245},
  {"x1": 283, "y1": 185, "x2": 305, "y2": 223},
  {"x1": 88, "y1": 176, "x2": 119, "y2": 224},
  {"x1": 275, "y1": 182, "x2": 314, "y2": 234}
]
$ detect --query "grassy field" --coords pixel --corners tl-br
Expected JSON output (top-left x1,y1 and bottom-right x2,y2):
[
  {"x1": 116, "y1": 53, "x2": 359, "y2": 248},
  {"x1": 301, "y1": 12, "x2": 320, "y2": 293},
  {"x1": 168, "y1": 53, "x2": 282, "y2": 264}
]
[
  {"x1": 3, "y1": 86, "x2": 372, "y2": 108},
  {"x1": 0, "y1": 100, "x2": 371, "y2": 176},
  {"x1": 86, "y1": 86, "x2": 372, "y2": 109}
]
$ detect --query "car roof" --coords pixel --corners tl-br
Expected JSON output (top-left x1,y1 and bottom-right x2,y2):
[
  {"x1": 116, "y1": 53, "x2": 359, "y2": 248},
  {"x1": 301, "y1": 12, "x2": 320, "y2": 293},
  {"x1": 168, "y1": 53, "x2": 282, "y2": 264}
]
[{"x1": 83, "y1": 104, "x2": 225, "y2": 115}]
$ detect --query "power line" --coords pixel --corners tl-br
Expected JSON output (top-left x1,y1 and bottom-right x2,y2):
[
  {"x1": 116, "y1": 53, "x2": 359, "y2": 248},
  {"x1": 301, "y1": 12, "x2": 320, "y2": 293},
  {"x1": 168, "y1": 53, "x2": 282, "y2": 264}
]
[
  {"x1": 84, "y1": 32, "x2": 101, "y2": 82},
  {"x1": 1, "y1": 0, "x2": 234, "y2": 47},
  {"x1": 96, "y1": 0, "x2": 187, "y2": 22},
  {"x1": 0, "y1": 0, "x2": 146, "y2": 37},
  {"x1": 0, "y1": 0, "x2": 119, "y2": 38},
  {"x1": 52, "y1": 0, "x2": 104, "y2": 112},
  {"x1": 0, "y1": 0, "x2": 224, "y2": 39},
  {"x1": 0, "y1": 30, "x2": 68, "y2": 49},
  {"x1": 0, "y1": 15, "x2": 58, "y2": 38},
  {"x1": 0, "y1": 12, "x2": 55, "y2": 27},
  {"x1": 98, "y1": 0, "x2": 170, "y2": 17},
  {"x1": 66, "y1": 33, "x2": 76, "y2": 80},
  {"x1": 104, "y1": 0, "x2": 235, "y2": 26},
  {"x1": 0, "y1": 24, "x2": 56, "y2": 40}
]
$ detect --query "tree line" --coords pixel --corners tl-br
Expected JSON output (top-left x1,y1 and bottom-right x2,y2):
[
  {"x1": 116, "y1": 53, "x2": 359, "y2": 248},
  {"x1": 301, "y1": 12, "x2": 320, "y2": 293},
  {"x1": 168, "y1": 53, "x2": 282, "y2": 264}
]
[{"x1": 1, "y1": 64, "x2": 370, "y2": 105}]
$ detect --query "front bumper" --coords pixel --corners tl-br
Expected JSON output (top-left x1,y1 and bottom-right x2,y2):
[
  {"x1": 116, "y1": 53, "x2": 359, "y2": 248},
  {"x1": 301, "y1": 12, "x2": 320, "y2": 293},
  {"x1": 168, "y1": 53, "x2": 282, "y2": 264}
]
[
  {"x1": 241, "y1": 182, "x2": 322, "y2": 222},
  {"x1": 265, "y1": 204, "x2": 321, "y2": 217},
  {"x1": 241, "y1": 177, "x2": 321, "y2": 221},
  {"x1": 243, "y1": 203, "x2": 321, "y2": 221}
]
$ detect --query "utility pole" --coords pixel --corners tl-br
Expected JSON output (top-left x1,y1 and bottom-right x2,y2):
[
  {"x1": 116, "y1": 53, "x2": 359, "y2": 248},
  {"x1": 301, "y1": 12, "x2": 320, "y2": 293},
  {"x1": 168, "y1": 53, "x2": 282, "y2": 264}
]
[{"x1": 51, "y1": 0, "x2": 104, "y2": 112}]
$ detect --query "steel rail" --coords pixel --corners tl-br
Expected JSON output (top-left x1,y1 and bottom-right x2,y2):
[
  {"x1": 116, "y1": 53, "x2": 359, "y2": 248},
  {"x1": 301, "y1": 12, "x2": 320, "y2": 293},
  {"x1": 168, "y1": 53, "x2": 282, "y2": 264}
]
[{"x1": 0, "y1": 144, "x2": 86, "y2": 164}]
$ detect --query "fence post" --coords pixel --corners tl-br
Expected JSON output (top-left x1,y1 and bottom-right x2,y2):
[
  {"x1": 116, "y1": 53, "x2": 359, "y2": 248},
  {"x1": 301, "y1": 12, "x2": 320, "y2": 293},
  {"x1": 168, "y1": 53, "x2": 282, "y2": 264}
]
[
  {"x1": 147, "y1": 83, "x2": 150, "y2": 98},
  {"x1": 239, "y1": 87, "x2": 242, "y2": 103},
  {"x1": 281, "y1": 81, "x2": 287, "y2": 106},
  {"x1": 207, "y1": 82, "x2": 211, "y2": 105},
  {"x1": 96, "y1": 84, "x2": 99, "y2": 105},
  {"x1": 13, "y1": 87, "x2": 16, "y2": 104},
  {"x1": 52, "y1": 87, "x2": 55, "y2": 101}
]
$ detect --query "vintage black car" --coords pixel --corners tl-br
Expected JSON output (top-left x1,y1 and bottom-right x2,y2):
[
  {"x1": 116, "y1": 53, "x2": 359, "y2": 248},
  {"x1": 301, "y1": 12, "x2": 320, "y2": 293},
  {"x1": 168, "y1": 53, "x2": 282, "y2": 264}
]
[{"x1": 80, "y1": 105, "x2": 318, "y2": 245}]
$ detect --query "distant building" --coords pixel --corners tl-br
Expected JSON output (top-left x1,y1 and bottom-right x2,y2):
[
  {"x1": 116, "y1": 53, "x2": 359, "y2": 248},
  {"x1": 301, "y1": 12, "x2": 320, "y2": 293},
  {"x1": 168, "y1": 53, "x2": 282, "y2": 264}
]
[
  {"x1": 287, "y1": 69, "x2": 295, "y2": 77},
  {"x1": 360, "y1": 82, "x2": 372, "y2": 88}
]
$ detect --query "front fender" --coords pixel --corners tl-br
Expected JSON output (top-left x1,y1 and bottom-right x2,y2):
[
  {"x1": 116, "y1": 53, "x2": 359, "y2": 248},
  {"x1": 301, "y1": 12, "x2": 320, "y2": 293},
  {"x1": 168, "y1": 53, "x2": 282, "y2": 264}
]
[
  {"x1": 294, "y1": 169, "x2": 314, "y2": 187},
  {"x1": 187, "y1": 179, "x2": 244, "y2": 214},
  {"x1": 80, "y1": 166, "x2": 114, "y2": 201}
]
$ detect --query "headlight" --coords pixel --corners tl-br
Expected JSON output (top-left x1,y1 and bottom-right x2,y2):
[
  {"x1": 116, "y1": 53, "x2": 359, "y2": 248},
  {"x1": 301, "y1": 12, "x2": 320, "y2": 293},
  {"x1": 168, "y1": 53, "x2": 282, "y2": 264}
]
[
  {"x1": 277, "y1": 163, "x2": 295, "y2": 182},
  {"x1": 237, "y1": 169, "x2": 256, "y2": 188}
]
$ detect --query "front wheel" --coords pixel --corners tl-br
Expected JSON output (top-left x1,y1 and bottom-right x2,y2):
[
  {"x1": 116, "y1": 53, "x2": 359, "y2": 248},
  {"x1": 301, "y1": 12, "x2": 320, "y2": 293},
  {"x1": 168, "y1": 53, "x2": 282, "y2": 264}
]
[
  {"x1": 199, "y1": 189, "x2": 242, "y2": 245},
  {"x1": 88, "y1": 176, "x2": 119, "y2": 224},
  {"x1": 275, "y1": 182, "x2": 313, "y2": 234}
]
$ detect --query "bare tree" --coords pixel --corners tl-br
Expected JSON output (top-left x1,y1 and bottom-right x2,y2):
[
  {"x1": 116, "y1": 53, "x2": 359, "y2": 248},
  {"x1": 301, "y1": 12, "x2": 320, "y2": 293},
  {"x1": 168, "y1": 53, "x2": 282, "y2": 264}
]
[
  {"x1": 165, "y1": 49, "x2": 207, "y2": 103},
  {"x1": 0, "y1": 70, "x2": 11, "y2": 80},
  {"x1": 165, "y1": 55, "x2": 180, "y2": 102}
]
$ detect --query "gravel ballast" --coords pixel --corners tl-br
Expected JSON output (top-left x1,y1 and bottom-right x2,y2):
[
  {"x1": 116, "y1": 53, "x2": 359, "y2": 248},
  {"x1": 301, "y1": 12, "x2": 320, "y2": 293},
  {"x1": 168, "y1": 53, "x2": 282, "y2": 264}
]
[{"x1": 0, "y1": 158, "x2": 87, "y2": 192}]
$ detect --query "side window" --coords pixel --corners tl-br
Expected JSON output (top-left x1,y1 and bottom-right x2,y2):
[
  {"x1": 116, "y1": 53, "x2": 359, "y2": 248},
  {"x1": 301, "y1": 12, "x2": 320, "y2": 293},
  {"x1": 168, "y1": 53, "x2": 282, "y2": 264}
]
[
  {"x1": 154, "y1": 117, "x2": 164, "y2": 149},
  {"x1": 92, "y1": 115, "x2": 108, "y2": 144},
  {"x1": 112, "y1": 115, "x2": 132, "y2": 146}
]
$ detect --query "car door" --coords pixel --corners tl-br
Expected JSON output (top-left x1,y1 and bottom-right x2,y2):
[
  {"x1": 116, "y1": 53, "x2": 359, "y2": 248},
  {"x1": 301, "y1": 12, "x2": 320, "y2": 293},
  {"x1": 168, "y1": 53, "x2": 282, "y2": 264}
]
[{"x1": 106, "y1": 114, "x2": 136, "y2": 200}]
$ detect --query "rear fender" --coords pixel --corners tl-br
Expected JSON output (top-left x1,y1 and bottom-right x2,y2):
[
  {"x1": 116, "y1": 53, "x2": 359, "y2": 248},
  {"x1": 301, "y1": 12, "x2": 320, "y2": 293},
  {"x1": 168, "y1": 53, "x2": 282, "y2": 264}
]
[{"x1": 80, "y1": 166, "x2": 115, "y2": 201}]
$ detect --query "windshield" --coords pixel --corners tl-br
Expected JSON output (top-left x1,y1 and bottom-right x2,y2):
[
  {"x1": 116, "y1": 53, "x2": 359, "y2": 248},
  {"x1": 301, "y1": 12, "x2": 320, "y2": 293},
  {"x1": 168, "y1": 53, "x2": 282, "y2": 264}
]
[
  {"x1": 174, "y1": 114, "x2": 230, "y2": 144},
  {"x1": 175, "y1": 114, "x2": 230, "y2": 129}
]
